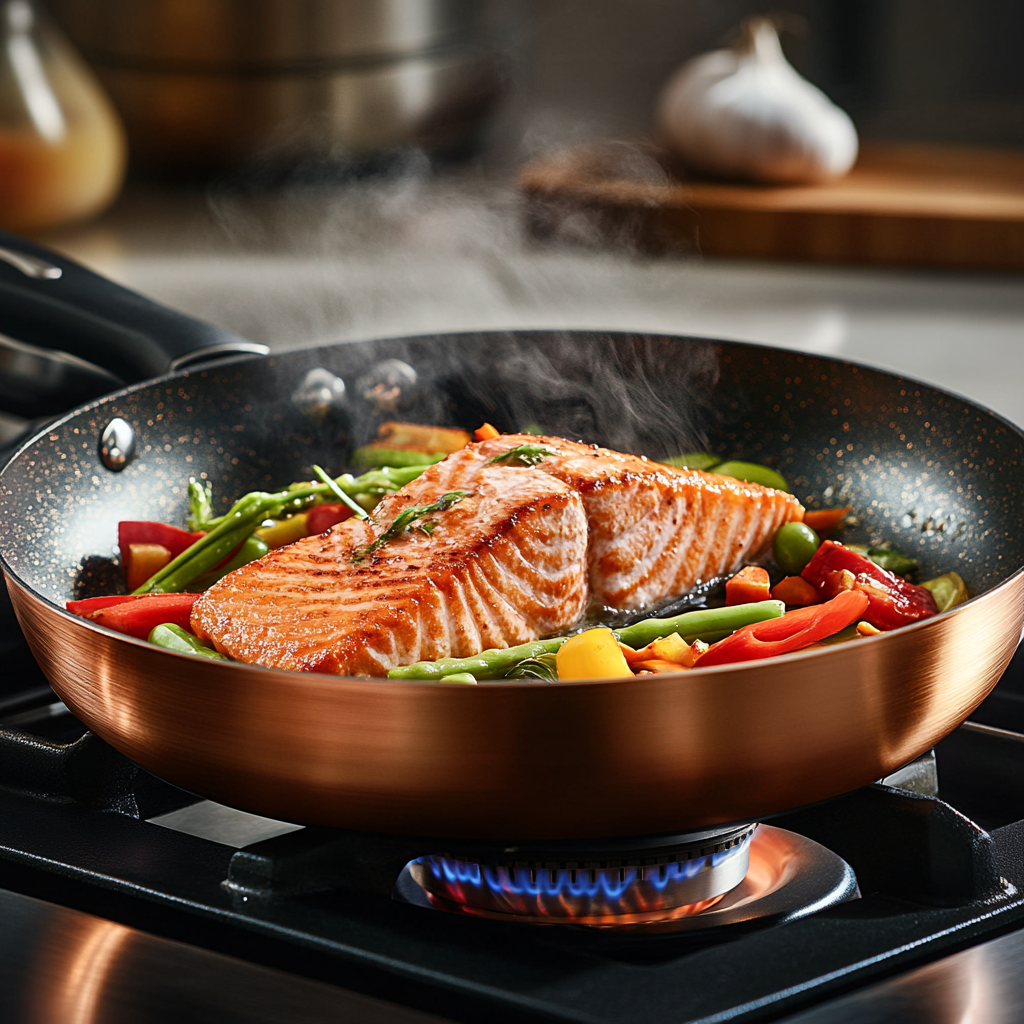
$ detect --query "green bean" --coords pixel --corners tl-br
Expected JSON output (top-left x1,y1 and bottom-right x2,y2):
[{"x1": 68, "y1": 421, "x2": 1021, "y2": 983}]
[
  {"x1": 145, "y1": 523, "x2": 253, "y2": 594},
  {"x1": 148, "y1": 623, "x2": 226, "y2": 659},
  {"x1": 188, "y1": 534, "x2": 269, "y2": 591},
  {"x1": 439, "y1": 673, "x2": 478, "y2": 685},
  {"x1": 136, "y1": 504, "x2": 262, "y2": 595},
  {"x1": 387, "y1": 601, "x2": 784, "y2": 681},
  {"x1": 615, "y1": 600, "x2": 784, "y2": 649},
  {"x1": 187, "y1": 466, "x2": 428, "y2": 533},
  {"x1": 388, "y1": 638, "x2": 568, "y2": 681},
  {"x1": 148, "y1": 464, "x2": 432, "y2": 594}
]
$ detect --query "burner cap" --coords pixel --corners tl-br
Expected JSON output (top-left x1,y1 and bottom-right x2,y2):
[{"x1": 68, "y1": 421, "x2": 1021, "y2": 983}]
[
  {"x1": 395, "y1": 825, "x2": 858, "y2": 934},
  {"x1": 398, "y1": 825, "x2": 756, "y2": 926}
]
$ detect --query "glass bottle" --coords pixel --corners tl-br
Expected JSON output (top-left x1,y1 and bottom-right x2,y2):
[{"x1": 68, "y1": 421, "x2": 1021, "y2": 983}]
[{"x1": 0, "y1": 0, "x2": 125, "y2": 232}]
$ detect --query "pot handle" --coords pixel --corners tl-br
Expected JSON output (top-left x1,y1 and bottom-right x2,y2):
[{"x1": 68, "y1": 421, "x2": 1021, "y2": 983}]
[{"x1": 0, "y1": 230, "x2": 268, "y2": 385}]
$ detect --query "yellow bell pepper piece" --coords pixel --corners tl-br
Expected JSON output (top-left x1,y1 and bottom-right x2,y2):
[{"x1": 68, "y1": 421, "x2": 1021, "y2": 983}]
[
  {"x1": 556, "y1": 627, "x2": 633, "y2": 680},
  {"x1": 125, "y1": 543, "x2": 172, "y2": 593},
  {"x1": 256, "y1": 512, "x2": 310, "y2": 549}
]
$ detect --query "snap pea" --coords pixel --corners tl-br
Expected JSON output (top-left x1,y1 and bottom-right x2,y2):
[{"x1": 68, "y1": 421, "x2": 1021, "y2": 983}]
[
  {"x1": 387, "y1": 601, "x2": 784, "y2": 681},
  {"x1": 661, "y1": 452, "x2": 721, "y2": 471},
  {"x1": 714, "y1": 460, "x2": 790, "y2": 492},
  {"x1": 148, "y1": 623, "x2": 226, "y2": 660}
]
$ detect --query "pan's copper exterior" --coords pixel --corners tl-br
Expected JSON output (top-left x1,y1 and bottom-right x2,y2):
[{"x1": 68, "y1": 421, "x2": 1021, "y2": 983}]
[
  {"x1": 7, "y1": 570, "x2": 1021, "y2": 839},
  {"x1": 4, "y1": 332, "x2": 1024, "y2": 839}
]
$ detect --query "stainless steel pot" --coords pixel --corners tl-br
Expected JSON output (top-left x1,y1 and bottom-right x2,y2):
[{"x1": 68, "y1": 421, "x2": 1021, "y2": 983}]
[{"x1": 49, "y1": 0, "x2": 505, "y2": 171}]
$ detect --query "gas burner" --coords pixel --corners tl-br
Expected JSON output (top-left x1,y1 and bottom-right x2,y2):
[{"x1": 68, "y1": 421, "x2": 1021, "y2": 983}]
[{"x1": 395, "y1": 825, "x2": 858, "y2": 934}]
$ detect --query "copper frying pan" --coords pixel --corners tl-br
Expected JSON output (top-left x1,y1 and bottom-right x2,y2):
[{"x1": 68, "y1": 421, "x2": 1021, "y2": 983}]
[{"x1": 1, "y1": 236, "x2": 1022, "y2": 841}]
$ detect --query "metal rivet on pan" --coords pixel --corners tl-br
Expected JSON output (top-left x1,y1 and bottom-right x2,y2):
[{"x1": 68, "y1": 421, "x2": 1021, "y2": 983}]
[
  {"x1": 356, "y1": 359, "x2": 417, "y2": 413},
  {"x1": 292, "y1": 367, "x2": 346, "y2": 421},
  {"x1": 99, "y1": 417, "x2": 135, "y2": 471}
]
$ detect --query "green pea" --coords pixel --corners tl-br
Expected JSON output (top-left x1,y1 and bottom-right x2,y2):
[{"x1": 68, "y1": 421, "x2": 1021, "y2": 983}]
[
  {"x1": 662, "y1": 452, "x2": 721, "y2": 471},
  {"x1": 714, "y1": 460, "x2": 790, "y2": 492},
  {"x1": 773, "y1": 522, "x2": 821, "y2": 576}
]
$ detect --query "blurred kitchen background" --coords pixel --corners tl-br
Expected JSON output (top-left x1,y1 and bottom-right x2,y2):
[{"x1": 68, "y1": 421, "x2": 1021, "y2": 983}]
[{"x1": 4, "y1": 0, "x2": 1024, "y2": 439}]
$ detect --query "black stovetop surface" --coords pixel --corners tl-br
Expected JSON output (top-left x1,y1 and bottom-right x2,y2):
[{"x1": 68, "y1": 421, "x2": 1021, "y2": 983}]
[{"x1": 4, "y1": 548, "x2": 1024, "y2": 1024}]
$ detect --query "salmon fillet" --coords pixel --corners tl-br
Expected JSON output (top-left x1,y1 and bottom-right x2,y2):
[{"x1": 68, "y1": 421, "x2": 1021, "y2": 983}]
[
  {"x1": 191, "y1": 463, "x2": 589, "y2": 677},
  {"x1": 467, "y1": 435, "x2": 804, "y2": 611},
  {"x1": 193, "y1": 434, "x2": 803, "y2": 676}
]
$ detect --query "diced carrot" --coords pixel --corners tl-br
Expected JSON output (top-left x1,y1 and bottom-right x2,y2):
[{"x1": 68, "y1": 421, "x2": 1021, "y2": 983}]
[
  {"x1": 771, "y1": 575, "x2": 821, "y2": 607},
  {"x1": 725, "y1": 566, "x2": 771, "y2": 606},
  {"x1": 126, "y1": 543, "x2": 172, "y2": 592},
  {"x1": 802, "y1": 506, "x2": 852, "y2": 536},
  {"x1": 856, "y1": 620, "x2": 882, "y2": 636},
  {"x1": 474, "y1": 422, "x2": 500, "y2": 441}
]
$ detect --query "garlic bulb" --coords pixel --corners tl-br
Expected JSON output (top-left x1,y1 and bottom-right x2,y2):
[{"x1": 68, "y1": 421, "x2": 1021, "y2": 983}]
[{"x1": 656, "y1": 18, "x2": 858, "y2": 184}]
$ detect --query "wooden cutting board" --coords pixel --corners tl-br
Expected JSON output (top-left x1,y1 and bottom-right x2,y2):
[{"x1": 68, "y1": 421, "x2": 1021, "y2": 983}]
[{"x1": 519, "y1": 143, "x2": 1024, "y2": 270}]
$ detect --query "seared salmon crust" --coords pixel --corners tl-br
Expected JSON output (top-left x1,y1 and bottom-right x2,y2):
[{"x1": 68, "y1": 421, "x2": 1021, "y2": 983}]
[{"x1": 192, "y1": 435, "x2": 803, "y2": 675}]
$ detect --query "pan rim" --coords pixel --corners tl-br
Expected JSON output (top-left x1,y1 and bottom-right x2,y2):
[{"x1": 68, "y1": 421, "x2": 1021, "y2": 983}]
[{"x1": 3, "y1": 328, "x2": 1022, "y2": 688}]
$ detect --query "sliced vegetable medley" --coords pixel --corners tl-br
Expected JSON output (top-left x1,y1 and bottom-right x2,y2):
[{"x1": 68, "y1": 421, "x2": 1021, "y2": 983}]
[{"x1": 65, "y1": 428, "x2": 971, "y2": 677}]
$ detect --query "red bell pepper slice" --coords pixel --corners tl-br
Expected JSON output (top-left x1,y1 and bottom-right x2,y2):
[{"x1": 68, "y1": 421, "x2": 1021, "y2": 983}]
[
  {"x1": 119, "y1": 521, "x2": 205, "y2": 582},
  {"x1": 697, "y1": 590, "x2": 870, "y2": 667},
  {"x1": 306, "y1": 502, "x2": 354, "y2": 535},
  {"x1": 68, "y1": 593, "x2": 200, "y2": 640},
  {"x1": 66, "y1": 594, "x2": 138, "y2": 616},
  {"x1": 801, "y1": 540, "x2": 937, "y2": 630}
]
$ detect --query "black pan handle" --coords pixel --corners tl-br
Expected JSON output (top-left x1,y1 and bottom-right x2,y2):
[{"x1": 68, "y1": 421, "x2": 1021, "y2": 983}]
[{"x1": 0, "y1": 230, "x2": 268, "y2": 386}]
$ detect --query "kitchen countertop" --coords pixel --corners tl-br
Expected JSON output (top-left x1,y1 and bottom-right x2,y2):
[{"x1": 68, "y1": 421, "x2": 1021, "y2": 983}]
[{"x1": 39, "y1": 172, "x2": 1024, "y2": 429}]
